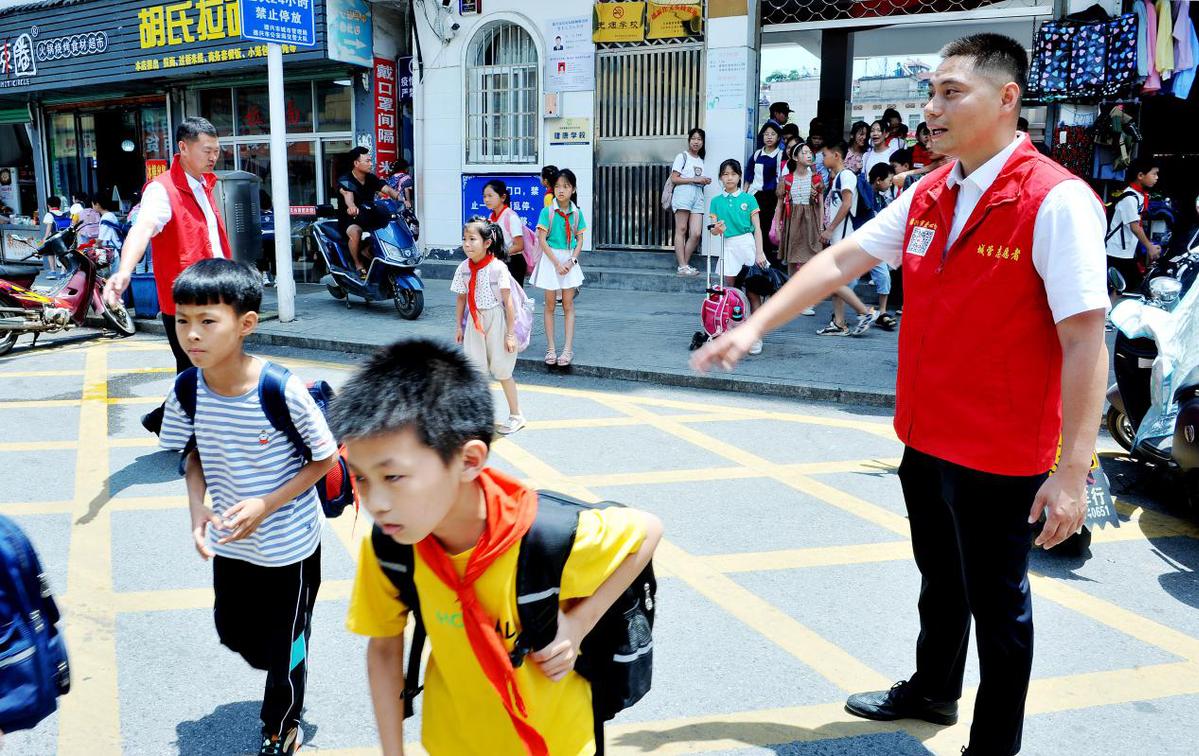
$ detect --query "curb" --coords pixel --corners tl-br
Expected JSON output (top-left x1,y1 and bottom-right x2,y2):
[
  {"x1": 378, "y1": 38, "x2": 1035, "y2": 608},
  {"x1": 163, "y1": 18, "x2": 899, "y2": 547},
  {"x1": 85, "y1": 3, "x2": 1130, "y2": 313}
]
[{"x1": 134, "y1": 318, "x2": 897, "y2": 408}]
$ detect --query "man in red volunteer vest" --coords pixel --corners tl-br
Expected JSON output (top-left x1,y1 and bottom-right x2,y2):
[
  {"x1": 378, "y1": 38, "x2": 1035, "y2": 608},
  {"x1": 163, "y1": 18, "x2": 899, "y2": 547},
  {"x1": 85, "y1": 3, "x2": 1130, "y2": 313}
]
[
  {"x1": 694, "y1": 35, "x2": 1108, "y2": 755},
  {"x1": 104, "y1": 116, "x2": 232, "y2": 435}
]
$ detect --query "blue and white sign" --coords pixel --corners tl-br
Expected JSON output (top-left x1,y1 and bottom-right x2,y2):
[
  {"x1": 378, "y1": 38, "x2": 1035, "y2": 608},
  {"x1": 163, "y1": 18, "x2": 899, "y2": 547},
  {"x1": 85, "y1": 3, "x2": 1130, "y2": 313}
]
[
  {"x1": 326, "y1": 0, "x2": 373, "y2": 68},
  {"x1": 461, "y1": 174, "x2": 543, "y2": 230},
  {"x1": 240, "y1": 0, "x2": 317, "y2": 47}
]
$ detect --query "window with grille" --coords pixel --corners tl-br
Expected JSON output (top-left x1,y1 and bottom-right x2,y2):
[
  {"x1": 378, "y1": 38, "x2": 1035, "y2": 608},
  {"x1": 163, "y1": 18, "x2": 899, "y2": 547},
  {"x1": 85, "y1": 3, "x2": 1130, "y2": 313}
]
[
  {"x1": 466, "y1": 22, "x2": 538, "y2": 165},
  {"x1": 762, "y1": 0, "x2": 1045, "y2": 25}
]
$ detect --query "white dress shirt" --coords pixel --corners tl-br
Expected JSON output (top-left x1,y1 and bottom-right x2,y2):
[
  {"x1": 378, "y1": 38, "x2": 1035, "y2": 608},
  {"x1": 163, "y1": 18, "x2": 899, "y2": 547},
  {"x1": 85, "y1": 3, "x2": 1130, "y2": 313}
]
[
  {"x1": 139, "y1": 172, "x2": 225, "y2": 258},
  {"x1": 853, "y1": 133, "x2": 1109, "y2": 323}
]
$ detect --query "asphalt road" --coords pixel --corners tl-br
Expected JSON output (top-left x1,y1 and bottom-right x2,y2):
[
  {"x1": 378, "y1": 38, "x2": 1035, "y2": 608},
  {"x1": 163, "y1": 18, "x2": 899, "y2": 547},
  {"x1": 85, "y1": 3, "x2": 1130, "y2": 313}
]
[{"x1": 1, "y1": 330, "x2": 1196, "y2": 755}]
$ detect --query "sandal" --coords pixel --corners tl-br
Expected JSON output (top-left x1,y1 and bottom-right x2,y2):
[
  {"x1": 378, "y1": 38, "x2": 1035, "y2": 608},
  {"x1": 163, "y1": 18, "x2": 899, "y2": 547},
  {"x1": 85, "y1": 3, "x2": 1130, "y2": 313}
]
[
  {"x1": 557, "y1": 349, "x2": 574, "y2": 367},
  {"x1": 357, "y1": 268, "x2": 368, "y2": 280},
  {"x1": 544, "y1": 348, "x2": 558, "y2": 365}
]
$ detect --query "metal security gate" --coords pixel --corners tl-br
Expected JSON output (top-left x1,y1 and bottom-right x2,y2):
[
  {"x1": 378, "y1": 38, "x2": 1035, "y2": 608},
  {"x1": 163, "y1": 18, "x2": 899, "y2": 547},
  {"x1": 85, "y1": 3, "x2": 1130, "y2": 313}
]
[{"x1": 594, "y1": 46, "x2": 703, "y2": 250}]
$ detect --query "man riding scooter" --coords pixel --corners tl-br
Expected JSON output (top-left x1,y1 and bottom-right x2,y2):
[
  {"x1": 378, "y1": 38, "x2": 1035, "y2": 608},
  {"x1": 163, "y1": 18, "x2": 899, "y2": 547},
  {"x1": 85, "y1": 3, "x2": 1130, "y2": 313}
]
[{"x1": 338, "y1": 147, "x2": 405, "y2": 279}]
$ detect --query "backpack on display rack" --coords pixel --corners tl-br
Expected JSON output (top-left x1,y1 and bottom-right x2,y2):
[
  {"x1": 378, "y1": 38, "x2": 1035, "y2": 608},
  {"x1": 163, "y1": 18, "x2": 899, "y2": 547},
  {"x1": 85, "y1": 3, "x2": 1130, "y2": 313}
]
[
  {"x1": 373, "y1": 491, "x2": 656, "y2": 723},
  {"x1": 0, "y1": 515, "x2": 71, "y2": 733},
  {"x1": 174, "y1": 363, "x2": 359, "y2": 518},
  {"x1": 1027, "y1": 10, "x2": 1142, "y2": 104}
]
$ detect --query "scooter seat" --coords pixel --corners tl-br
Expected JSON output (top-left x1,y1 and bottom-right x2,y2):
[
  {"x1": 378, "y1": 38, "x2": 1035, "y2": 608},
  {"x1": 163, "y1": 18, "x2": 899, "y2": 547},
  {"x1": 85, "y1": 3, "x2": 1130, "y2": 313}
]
[{"x1": 0, "y1": 262, "x2": 43, "y2": 279}]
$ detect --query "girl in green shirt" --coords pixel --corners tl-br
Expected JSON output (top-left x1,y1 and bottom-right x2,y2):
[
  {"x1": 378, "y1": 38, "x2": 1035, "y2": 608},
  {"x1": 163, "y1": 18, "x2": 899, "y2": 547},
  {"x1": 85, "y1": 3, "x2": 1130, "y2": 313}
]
[{"x1": 530, "y1": 169, "x2": 586, "y2": 367}]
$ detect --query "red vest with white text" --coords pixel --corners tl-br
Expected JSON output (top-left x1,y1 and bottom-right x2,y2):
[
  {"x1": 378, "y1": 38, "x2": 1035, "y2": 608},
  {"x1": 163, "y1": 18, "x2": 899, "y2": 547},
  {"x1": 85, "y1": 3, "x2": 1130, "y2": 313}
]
[
  {"x1": 149, "y1": 157, "x2": 231, "y2": 315},
  {"x1": 895, "y1": 138, "x2": 1074, "y2": 476}
]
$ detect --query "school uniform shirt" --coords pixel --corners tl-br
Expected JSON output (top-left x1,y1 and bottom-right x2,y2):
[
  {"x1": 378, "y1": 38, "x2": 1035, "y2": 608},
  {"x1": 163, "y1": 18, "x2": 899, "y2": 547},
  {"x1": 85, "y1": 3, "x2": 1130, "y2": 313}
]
[
  {"x1": 853, "y1": 133, "x2": 1109, "y2": 324},
  {"x1": 159, "y1": 366, "x2": 337, "y2": 567},
  {"x1": 826, "y1": 168, "x2": 859, "y2": 243},
  {"x1": 450, "y1": 257, "x2": 513, "y2": 310},
  {"x1": 536, "y1": 201, "x2": 587, "y2": 250},
  {"x1": 1105, "y1": 191, "x2": 1144, "y2": 259},
  {"x1": 98, "y1": 211, "x2": 121, "y2": 247},
  {"x1": 140, "y1": 174, "x2": 226, "y2": 260},
  {"x1": 494, "y1": 206, "x2": 525, "y2": 249},
  {"x1": 746, "y1": 147, "x2": 783, "y2": 193},
  {"x1": 864, "y1": 145, "x2": 898, "y2": 178},
  {"x1": 709, "y1": 189, "x2": 760, "y2": 237},
  {"x1": 346, "y1": 506, "x2": 647, "y2": 755}
]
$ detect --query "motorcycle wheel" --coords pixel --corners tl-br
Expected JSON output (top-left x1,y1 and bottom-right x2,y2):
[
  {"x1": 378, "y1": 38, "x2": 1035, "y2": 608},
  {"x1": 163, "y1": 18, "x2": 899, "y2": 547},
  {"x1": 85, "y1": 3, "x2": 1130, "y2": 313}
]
[
  {"x1": 100, "y1": 297, "x2": 136, "y2": 337},
  {"x1": 1106, "y1": 406, "x2": 1135, "y2": 452},
  {"x1": 327, "y1": 283, "x2": 347, "y2": 300},
  {"x1": 392, "y1": 280, "x2": 423, "y2": 320},
  {"x1": 0, "y1": 331, "x2": 16, "y2": 357}
]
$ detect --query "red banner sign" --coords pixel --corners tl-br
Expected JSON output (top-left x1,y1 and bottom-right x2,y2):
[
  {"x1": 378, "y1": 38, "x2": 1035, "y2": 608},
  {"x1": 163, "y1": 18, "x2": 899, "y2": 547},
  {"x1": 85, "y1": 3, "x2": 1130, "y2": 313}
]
[
  {"x1": 145, "y1": 159, "x2": 168, "y2": 183},
  {"x1": 373, "y1": 56, "x2": 398, "y2": 176}
]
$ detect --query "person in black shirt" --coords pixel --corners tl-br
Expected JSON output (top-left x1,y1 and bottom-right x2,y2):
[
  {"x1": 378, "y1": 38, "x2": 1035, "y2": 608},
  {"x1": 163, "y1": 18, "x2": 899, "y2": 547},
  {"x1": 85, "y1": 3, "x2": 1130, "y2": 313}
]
[{"x1": 338, "y1": 146, "x2": 403, "y2": 277}]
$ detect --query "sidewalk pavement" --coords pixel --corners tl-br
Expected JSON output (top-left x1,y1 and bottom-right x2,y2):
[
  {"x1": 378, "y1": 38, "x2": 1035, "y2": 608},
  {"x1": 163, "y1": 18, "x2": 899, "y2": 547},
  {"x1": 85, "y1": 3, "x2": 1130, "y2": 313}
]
[{"x1": 137, "y1": 280, "x2": 901, "y2": 406}]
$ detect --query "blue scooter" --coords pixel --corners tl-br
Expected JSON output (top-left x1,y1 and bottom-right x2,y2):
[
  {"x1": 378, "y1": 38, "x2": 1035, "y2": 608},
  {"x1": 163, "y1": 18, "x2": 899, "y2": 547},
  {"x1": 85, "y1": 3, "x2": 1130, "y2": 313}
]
[{"x1": 306, "y1": 198, "x2": 425, "y2": 319}]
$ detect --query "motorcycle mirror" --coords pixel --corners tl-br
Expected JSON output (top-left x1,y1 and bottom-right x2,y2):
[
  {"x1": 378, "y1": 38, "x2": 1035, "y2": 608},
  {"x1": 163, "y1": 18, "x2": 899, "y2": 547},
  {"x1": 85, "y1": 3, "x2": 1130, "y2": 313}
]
[{"x1": 1107, "y1": 266, "x2": 1127, "y2": 294}]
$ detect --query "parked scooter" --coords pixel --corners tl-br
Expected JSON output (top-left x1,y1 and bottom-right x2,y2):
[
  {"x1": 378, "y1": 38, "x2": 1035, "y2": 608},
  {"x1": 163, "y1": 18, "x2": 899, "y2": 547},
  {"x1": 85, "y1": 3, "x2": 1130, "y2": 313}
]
[
  {"x1": 1106, "y1": 246, "x2": 1199, "y2": 507},
  {"x1": 0, "y1": 225, "x2": 136, "y2": 356},
  {"x1": 305, "y1": 198, "x2": 425, "y2": 319}
]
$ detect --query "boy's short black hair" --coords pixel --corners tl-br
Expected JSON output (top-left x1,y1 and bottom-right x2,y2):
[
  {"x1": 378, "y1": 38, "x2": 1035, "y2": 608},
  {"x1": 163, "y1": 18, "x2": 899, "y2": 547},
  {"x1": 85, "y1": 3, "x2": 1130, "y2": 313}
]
[
  {"x1": 172, "y1": 258, "x2": 263, "y2": 316},
  {"x1": 47, "y1": 196, "x2": 62, "y2": 209},
  {"x1": 1126, "y1": 156, "x2": 1159, "y2": 182},
  {"x1": 882, "y1": 108, "x2": 901, "y2": 124},
  {"x1": 941, "y1": 33, "x2": 1029, "y2": 102},
  {"x1": 781, "y1": 123, "x2": 801, "y2": 141},
  {"x1": 824, "y1": 141, "x2": 849, "y2": 159},
  {"x1": 869, "y1": 163, "x2": 895, "y2": 183},
  {"x1": 890, "y1": 148, "x2": 914, "y2": 168},
  {"x1": 328, "y1": 339, "x2": 495, "y2": 464}
]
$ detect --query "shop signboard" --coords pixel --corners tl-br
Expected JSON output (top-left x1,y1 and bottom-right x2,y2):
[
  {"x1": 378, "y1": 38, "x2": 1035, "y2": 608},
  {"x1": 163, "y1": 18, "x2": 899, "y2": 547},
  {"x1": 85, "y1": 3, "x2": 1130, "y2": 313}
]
[
  {"x1": 240, "y1": 0, "x2": 317, "y2": 47},
  {"x1": 646, "y1": 2, "x2": 702, "y2": 40},
  {"x1": 0, "y1": 0, "x2": 329, "y2": 94},
  {"x1": 461, "y1": 174, "x2": 542, "y2": 230},
  {"x1": 145, "y1": 159, "x2": 168, "y2": 183},
  {"x1": 0, "y1": 167, "x2": 19, "y2": 214},
  {"x1": 593, "y1": 2, "x2": 645, "y2": 44},
  {"x1": 397, "y1": 55, "x2": 414, "y2": 103},
  {"x1": 545, "y1": 16, "x2": 593, "y2": 93},
  {"x1": 326, "y1": 0, "x2": 371, "y2": 67},
  {"x1": 373, "y1": 56, "x2": 398, "y2": 176}
]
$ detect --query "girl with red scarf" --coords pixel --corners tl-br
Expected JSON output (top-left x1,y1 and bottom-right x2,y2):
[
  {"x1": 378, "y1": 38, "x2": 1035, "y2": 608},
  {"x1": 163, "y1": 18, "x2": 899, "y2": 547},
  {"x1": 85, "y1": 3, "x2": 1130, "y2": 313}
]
[
  {"x1": 452, "y1": 218, "x2": 526, "y2": 435},
  {"x1": 529, "y1": 169, "x2": 587, "y2": 368}
]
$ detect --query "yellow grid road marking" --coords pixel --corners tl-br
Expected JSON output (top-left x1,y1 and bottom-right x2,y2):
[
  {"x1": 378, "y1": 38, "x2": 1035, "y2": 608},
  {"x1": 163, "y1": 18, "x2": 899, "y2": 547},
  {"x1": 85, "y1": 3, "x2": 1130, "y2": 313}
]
[{"x1": 0, "y1": 440, "x2": 76, "y2": 451}]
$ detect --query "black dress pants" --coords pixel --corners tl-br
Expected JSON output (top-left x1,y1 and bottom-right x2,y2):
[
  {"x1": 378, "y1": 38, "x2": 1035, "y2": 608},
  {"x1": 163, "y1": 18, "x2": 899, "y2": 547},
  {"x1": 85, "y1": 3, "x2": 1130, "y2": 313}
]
[
  {"x1": 899, "y1": 447, "x2": 1047, "y2": 756},
  {"x1": 142, "y1": 312, "x2": 192, "y2": 434},
  {"x1": 213, "y1": 548, "x2": 322, "y2": 737}
]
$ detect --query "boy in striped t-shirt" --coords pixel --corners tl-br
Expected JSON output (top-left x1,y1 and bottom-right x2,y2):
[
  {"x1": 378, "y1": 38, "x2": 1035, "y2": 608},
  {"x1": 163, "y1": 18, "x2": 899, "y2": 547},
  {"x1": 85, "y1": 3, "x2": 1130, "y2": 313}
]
[{"x1": 159, "y1": 259, "x2": 337, "y2": 756}]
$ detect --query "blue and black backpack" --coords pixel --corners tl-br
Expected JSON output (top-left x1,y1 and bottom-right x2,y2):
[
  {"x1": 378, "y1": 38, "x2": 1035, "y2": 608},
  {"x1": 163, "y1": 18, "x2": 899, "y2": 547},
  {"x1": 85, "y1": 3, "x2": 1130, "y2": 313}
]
[
  {"x1": 374, "y1": 490, "x2": 656, "y2": 723},
  {"x1": 174, "y1": 362, "x2": 357, "y2": 519},
  {"x1": 0, "y1": 515, "x2": 70, "y2": 733}
]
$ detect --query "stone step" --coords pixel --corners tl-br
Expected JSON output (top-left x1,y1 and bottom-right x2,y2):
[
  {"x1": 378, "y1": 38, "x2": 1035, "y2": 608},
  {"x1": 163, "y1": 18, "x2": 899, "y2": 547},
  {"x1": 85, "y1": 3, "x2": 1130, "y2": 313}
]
[{"x1": 417, "y1": 258, "x2": 713, "y2": 294}]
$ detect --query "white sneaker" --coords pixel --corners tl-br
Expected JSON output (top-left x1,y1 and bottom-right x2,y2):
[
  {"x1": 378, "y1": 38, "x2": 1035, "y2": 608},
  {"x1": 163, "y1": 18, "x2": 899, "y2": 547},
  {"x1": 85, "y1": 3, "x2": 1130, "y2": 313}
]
[
  {"x1": 850, "y1": 312, "x2": 874, "y2": 336},
  {"x1": 748, "y1": 340, "x2": 763, "y2": 355},
  {"x1": 677, "y1": 265, "x2": 700, "y2": 277},
  {"x1": 801, "y1": 306, "x2": 817, "y2": 316},
  {"x1": 498, "y1": 414, "x2": 527, "y2": 435}
]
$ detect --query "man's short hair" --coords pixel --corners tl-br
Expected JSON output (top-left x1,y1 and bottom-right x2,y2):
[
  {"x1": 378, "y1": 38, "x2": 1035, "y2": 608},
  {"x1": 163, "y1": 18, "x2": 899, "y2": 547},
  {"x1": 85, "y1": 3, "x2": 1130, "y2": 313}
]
[
  {"x1": 890, "y1": 148, "x2": 913, "y2": 168},
  {"x1": 940, "y1": 33, "x2": 1029, "y2": 101},
  {"x1": 869, "y1": 163, "x2": 895, "y2": 183},
  {"x1": 172, "y1": 258, "x2": 263, "y2": 316},
  {"x1": 824, "y1": 141, "x2": 848, "y2": 159},
  {"x1": 1126, "y1": 156, "x2": 1159, "y2": 182},
  {"x1": 328, "y1": 339, "x2": 495, "y2": 464},
  {"x1": 175, "y1": 116, "x2": 218, "y2": 144},
  {"x1": 348, "y1": 146, "x2": 370, "y2": 162}
]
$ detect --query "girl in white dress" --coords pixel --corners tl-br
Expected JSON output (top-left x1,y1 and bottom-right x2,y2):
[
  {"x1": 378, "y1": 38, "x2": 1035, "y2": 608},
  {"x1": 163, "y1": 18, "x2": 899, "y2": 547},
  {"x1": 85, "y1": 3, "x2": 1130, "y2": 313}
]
[{"x1": 529, "y1": 169, "x2": 586, "y2": 367}]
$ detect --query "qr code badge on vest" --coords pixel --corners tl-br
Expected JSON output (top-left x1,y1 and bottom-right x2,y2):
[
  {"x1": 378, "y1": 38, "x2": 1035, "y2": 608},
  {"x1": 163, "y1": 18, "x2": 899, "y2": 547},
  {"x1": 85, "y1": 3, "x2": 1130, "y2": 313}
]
[{"x1": 906, "y1": 226, "x2": 936, "y2": 258}]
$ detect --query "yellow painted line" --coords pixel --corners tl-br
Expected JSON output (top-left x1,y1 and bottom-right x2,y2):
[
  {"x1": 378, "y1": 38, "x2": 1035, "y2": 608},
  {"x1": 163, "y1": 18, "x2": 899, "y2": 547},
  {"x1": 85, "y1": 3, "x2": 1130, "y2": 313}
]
[
  {"x1": 0, "y1": 500, "x2": 75, "y2": 516},
  {"x1": 110, "y1": 343, "x2": 172, "y2": 352},
  {"x1": 106, "y1": 396, "x2": 161, "y2": 405},
  {"x1": 489, "y1": 437, "x2": 890, "y2": 693},
  {"x1": 702, "y1": 541, "x2": 915, "y2": 573},
  {"x1": 1030, "y1": 575, "x2": 1199, "y2": 661},
  {"x1": 780, "y1": 474, "x2": 911, "y2": 537},
  {"x1": 569, "y1": 466, "x2": 763, "y2": 489},
  {"x1": 108, "y1": 367, "x2": 175, "y2": 375},
  {"x1": 0, "y1": 398, "x2": 79, "y2": 409},
  {"x1": 1115, "y1": 500, "x2": 1199, "y2": 540},
  {"x1": 525, "y1": 416, "x2": 644, "y2": 431},
  {"x1": 57, "y1": 344, "x2": 120, "y2": 755},
  {"x1": 0, "y1": 439, "x2": 76, "y2": 451},
  {"x1": 0, "y1": 369, "x2": 84, "y2": 378},
  {"x1": 107, "y1": 579, "x2": 353, "y2": 614}
]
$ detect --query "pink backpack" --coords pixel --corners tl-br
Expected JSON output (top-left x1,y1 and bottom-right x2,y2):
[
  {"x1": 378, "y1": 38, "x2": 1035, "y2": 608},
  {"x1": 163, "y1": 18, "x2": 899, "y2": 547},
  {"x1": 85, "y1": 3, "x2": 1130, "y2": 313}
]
[
  {"x1": 501, "y1": 207, "x2": 542, "y2": 269},
  {"x1": 700, "y1": 285, "x2": 749, "y2": 338},
  {"x1": 459, "y1": 278, "x2": 536, "y2": 353}
]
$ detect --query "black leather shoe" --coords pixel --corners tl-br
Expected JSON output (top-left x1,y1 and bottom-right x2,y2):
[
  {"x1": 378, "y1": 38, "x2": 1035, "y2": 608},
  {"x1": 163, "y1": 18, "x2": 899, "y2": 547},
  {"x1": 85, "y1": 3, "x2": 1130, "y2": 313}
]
[
  {"x1": 845, "y1": 680, "x2": 958, "y2": 725},
  {"x1": 141, "y1": 406, "x2": 164, "y2": 436}
]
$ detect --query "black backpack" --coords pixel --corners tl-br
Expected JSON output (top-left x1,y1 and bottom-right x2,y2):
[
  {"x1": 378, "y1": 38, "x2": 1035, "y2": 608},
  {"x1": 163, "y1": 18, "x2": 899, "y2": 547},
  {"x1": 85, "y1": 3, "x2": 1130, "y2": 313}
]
[
  {"x1": 0, "y1": 515, "x2": 70, "y2": 732},
  {"x1": 1104, "y1": 188, "x2": 1145, "y2": 248},
  {"x1": 372, "y1": 490, "x2": 656, "y2": 723}
]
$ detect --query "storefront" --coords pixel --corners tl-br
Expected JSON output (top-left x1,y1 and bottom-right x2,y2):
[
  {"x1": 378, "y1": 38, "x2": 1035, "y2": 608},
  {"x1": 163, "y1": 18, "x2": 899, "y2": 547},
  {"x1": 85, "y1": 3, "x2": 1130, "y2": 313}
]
[{"x1": 0, "y1": 0, "x2": 408, "y2": 278}]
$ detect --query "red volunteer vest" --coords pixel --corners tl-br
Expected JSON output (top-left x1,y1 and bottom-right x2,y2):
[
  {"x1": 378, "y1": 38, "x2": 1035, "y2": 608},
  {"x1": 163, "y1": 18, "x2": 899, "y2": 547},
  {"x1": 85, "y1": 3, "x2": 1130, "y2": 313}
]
[
  {"x1": 148, "y1": 157, "x2": 232, "y2": 315},
  {"x1": 896, "y1": 138, "x2": 1075, "y2": 476}
]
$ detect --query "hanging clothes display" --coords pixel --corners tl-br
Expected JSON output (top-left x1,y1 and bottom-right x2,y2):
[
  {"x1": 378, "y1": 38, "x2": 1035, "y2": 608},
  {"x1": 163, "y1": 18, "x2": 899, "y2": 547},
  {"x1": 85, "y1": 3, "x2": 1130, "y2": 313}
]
[
  {"x1": 1156, "y1": 0, "x2": 1175, "y2": 79},
  {"x1": 1050, "y1": 125, "x2": 1094, "y2": 180},
  {"x1": 1173, "y1": 8, "x2": 1199, "y2": 100},
  {"x1": 1174, "y1": 1, "x2": 1193, "y2": 71},
  {"x1": 1027, "y1": 11, "x2": 1143, "y2": 103},
  {"x1": 1135, "y1": 0, "x2": 1150, "y2": 78},
  {"x1": 1144, "y1": 0, "x2": 1163, "y2": 94}
]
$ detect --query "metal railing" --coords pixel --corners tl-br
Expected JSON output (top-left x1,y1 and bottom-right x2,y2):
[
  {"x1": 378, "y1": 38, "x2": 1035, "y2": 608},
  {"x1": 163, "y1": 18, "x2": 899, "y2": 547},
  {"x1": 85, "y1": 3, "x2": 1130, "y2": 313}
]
[
  {"x1": 762, "y1": 0, "x2": 1045, "y2": 25},
  {"x1": 465, "y1": 21, "x2": 538, "y2": 165}
]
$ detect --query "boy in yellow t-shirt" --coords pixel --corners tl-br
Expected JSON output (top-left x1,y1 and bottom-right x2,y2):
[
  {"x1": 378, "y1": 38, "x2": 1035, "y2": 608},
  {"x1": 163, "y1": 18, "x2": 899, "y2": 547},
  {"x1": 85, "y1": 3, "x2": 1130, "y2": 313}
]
[{"x1": 329, "y1": 339, "x2": 663, "y2": 756}]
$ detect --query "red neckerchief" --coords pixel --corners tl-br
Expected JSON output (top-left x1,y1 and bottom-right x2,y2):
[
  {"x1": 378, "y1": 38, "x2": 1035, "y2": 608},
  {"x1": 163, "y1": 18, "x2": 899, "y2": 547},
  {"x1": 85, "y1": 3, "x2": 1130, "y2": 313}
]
[
  {"x1": 1130, "y1": 182, "x2": 1149, "y2": 217},
  {"x1": 466, "y1": 254, "x2": 495, "y2": 333},
  {"x1": 415, "y1": 470, "x2": 546, "y2": 756},
  {"x1": 554, "y1": 203, "x2": 576, "y2": 248},
  {"x1": 488, "y1": 204, "x2": 509, "y2": 224}
]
